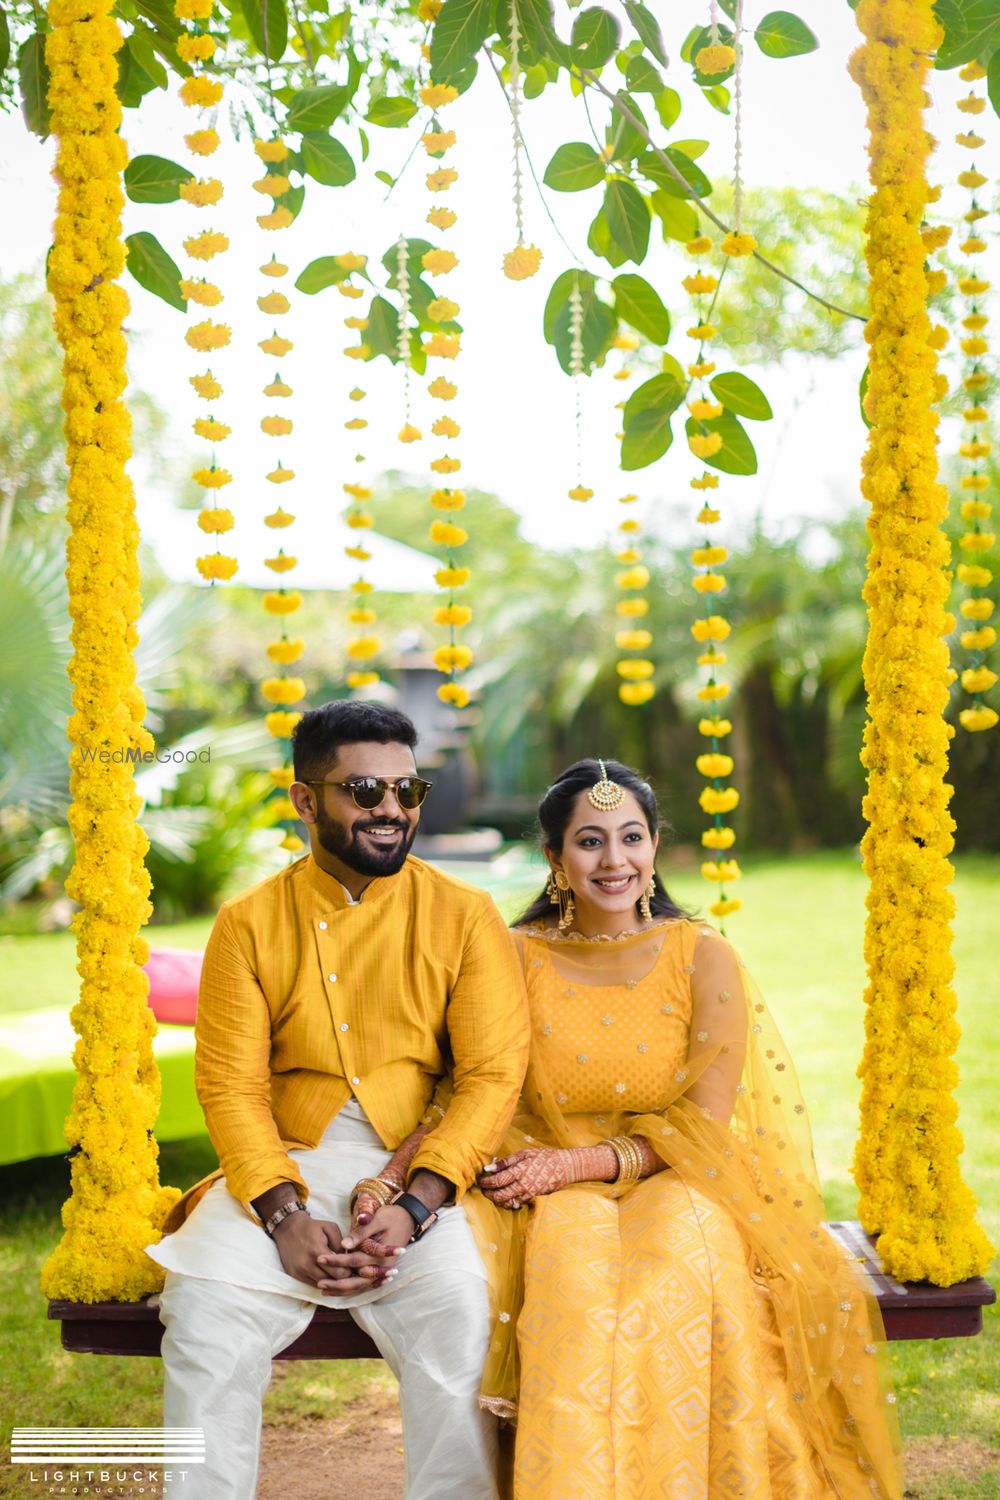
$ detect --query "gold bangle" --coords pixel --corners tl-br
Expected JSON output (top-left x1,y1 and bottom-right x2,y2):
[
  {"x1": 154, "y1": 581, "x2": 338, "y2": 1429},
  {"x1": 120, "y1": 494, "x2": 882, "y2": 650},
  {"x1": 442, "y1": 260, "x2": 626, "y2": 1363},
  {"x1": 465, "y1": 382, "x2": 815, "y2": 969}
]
[
  {"x1": 349, "y1": 1176, "x2": 394, "y2": 1213},
  {"x1": 607, "y1": 1136, "x2": 641, "y2": 1183}
]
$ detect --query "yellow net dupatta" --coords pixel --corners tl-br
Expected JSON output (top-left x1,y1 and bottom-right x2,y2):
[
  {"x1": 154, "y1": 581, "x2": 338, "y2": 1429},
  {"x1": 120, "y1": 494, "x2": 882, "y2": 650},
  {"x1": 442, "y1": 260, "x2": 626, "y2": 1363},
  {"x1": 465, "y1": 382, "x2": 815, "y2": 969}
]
[{"x1": 458, "y1": 919, "x2": 902, "y2": 1498}]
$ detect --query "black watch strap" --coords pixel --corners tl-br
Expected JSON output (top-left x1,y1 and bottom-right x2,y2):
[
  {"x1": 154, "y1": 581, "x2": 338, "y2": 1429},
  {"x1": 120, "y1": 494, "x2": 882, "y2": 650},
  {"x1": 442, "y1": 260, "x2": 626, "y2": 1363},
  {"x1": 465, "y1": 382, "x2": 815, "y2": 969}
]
[{"x1": 389, "y1": 1190, "x2": 439, "y2": 1239}]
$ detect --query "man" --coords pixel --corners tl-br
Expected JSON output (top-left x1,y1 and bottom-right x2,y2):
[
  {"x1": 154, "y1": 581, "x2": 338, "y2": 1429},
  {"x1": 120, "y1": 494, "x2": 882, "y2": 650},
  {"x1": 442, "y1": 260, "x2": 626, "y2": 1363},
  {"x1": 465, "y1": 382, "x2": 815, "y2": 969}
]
[{"x1": 147, "y1": 701, "x2": 529, "y2": 1499}]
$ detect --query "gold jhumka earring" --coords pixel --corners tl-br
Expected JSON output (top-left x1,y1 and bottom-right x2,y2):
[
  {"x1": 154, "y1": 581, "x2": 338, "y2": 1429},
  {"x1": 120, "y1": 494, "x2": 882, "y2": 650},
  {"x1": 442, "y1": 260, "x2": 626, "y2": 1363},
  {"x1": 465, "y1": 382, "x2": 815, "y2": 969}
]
[
  {"x1": 553, "y1": 869, "x2": 575, "y2": 931},
  {"x1": 640, "y1": 878, "x2": 655, "y2": 921},
  {"x1": 587, "y1": 758, "x2": 626, "y2": 812}
]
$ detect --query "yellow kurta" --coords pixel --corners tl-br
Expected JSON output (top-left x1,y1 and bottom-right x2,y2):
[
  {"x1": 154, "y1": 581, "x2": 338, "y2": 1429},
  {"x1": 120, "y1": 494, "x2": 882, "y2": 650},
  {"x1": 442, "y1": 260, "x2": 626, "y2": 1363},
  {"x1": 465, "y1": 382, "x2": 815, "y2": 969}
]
[
  {"x1": 165, "y1": 852, "x2": 529, "y2": 1229},
  {"x1": 499, "y1": 920, "x2": 901, "y2": 1500}
]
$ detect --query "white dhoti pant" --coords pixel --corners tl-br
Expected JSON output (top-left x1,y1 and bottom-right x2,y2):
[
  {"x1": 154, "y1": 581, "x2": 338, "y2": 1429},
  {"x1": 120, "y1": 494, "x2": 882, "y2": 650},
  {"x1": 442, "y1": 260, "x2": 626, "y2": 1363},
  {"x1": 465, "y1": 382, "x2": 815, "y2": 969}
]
[{"x1": 146, "y1": 1101, "x2": 497, "y2": 1500}]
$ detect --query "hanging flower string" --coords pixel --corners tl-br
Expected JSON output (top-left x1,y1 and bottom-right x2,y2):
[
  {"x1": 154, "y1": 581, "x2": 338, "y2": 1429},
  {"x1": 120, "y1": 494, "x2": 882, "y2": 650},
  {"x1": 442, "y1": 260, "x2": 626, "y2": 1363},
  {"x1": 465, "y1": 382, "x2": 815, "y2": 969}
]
[
  {"x1": 567, "y1": 276, "x2": 593, "y2": 503},
  {"x1": 419, "y1": 61, "x2": 472, "y2": 710},
  {"x1": 951, "y1": 61, "x2": 997, "y2": 733},
  {"x1": 609, "y1": 334, "x2": 654, "y2": 705},
  {"x1": 502, "y1": 0, "x2": 542, "y2": 282},
  {"x1": 176, "y1": 0, "x2": 236, "y2": 584},
  {"x1": 683, "y1": 234, "x2": 740, "y2": 920}
]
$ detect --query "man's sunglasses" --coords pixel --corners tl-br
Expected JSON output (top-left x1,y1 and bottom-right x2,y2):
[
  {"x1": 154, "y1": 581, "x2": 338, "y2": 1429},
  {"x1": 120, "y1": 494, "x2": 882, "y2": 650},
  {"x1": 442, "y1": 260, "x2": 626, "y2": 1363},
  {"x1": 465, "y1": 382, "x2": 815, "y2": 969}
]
[{"x1": 303, "y1": 776, "x2": 433, "y2": 810}]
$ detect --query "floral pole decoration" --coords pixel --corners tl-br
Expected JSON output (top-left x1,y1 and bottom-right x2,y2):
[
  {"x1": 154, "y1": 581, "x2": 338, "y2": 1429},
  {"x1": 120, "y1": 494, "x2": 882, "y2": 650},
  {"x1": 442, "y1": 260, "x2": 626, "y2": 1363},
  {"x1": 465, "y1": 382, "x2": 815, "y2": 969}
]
[
  {"x1": 610, "y1": 335, "x2": 656, "y2": 707},
  {"x1": 254, "y1": 133, "x2": 305, "y2": 852},
  {"x1": 420, "y1": 68, "x2": 472, "y2": 710},
  {"x1": 338, "y1": 247, "x2": 382, "y2": 694},
  {"x1": 502, "y1": 0, "x2": 542, "y2": 283},
  {"x1": 952, "y1": 63, "x2": 996, "y2": 734},
  {"x1": 849, "y1": 0, "x2": 993, "y2": 1285},
  {"x1": 175, "y1": 0, "x2": 236, "y2": 585},
  {"x1": 41, "y1": 0, "x2": 179, "y2": 1301}
]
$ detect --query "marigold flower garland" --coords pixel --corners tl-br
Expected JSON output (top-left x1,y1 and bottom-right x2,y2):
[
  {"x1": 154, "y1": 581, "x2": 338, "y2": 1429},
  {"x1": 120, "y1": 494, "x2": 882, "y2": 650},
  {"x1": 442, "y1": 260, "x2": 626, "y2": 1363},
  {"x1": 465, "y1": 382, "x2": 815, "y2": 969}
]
[
  {"x1": 951, "y1": 62, "x2": 997, "y2": 734},
  {"x1": 176, "y1": 0, "x2": 237, "y2": 584},
  {"x1": 609, "y1": 336, "x2": 654, "y2": 706},
  {"x1": 253, "y1": 135, "x2": 306, "y2": 852},
  {"x1": 682, "y1": 236, "x2": 741, "y2": 921},
  {"x1": 566, "y1": 276, "x2": 594, "y2": 503},
  {"x1": 339, "y1": 247, "x2": 384, "y2": 695},
  {"x1": 41, "y1": 0, "x2": 179, "y2": 1301},
  {"x1": 502, "y1": 1, "x2": 542, "y2": 282},
  {"x1": 848, "y1": 0, "x2": 993, "y2": 1285},
  {"x1": 420, "y1": 63, "x2": 472, "y2": 709}
]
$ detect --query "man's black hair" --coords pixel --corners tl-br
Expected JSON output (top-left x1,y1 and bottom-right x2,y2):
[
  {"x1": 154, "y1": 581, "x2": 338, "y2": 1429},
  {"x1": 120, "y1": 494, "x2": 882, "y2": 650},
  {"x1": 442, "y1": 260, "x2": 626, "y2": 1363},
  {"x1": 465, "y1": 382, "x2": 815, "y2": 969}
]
[{"x1": 291, "y1": 701, "x2": 419, "y2": 784}]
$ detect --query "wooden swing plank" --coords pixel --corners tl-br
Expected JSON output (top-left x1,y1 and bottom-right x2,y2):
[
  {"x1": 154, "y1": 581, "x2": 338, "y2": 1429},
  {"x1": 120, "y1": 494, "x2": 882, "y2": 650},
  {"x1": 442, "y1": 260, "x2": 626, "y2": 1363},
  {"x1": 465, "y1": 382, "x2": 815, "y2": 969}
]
[{"x1": 47, "y1": 1222, "x2": 995, "y2": 1358}]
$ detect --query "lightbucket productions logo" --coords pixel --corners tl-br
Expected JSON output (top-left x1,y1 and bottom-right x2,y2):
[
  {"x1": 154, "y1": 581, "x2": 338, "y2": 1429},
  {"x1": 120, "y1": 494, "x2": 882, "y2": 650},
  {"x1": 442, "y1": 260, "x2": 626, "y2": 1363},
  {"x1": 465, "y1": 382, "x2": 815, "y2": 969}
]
[{"x1": 10, "y1": 1429, "x2": 204, "y2": 1494}]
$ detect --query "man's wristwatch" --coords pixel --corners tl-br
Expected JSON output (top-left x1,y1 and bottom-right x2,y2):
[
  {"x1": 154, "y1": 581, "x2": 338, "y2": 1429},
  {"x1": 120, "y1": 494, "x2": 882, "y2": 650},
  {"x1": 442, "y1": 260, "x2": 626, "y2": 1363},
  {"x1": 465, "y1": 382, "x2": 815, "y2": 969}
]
[
  {"x1": 263, "y1": 1198, "x2": 308, "y2": 1237},
  {"x1": 388, "y1": 1190, "x2": 438, "y2": 1240}
]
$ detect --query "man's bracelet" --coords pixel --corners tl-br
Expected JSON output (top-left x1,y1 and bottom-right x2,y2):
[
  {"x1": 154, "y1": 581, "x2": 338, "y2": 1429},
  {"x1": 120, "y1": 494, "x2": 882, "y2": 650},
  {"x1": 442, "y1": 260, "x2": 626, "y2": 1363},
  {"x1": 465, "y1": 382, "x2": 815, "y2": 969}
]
[
  {"x1": 263, "y1": 1198, "x2": 308, "y2": 1237},
  {"x1": 388, "y1": 1190, "x2": 439, "y2": 1240}
]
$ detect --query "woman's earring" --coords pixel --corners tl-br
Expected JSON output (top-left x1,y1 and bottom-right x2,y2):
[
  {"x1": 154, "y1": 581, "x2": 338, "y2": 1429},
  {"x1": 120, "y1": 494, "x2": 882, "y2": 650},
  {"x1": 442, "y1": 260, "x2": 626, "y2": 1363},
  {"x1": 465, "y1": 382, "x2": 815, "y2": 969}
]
[
  {"x1": 639, "y1": 877, "x2": 655, "y2": 922},
  {"x1": 546, "y1": 872, "x2": 560, "y2": 905},
  {"x1": 554, "y1": 870, "x2": 575, "y2": 931}
]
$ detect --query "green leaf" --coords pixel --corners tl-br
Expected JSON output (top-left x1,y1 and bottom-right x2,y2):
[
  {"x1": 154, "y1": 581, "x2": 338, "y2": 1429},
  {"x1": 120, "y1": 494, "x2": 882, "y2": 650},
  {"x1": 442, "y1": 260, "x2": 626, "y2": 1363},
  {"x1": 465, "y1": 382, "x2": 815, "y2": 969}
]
[
  {"x1": 286, "y1": 82, "x2": 352, "y2": 132},
  {"x1": 543, "y1": 270, "x2": 616, "y2": 374},
  {"x1": 859, "y1": 364, "x2": 873, "y2": 430},
  {"x1": 515, "y1": 0, "x2": 564, "y2": 62},
  {"x1": 686, "y1": 412, "x2": 758, "y2": 475},
  {"x1": 301, "y1": 132, "x2": 356, "y2": 186},
  {"x1": 625, "y1": 55, "x2": 662, "y2": 92},
  {"x1": 604, "y1": 178, "x2": 650, "y2": 263},
  {"x1": 654, "y1": 86, "x2": 681, "y2": 128},
  {"x1": 523, "y1": 61, "x2": 550, "y2": 98},
  {"x1": 754, "y1": 10, "x2": 818, "y2": 59},
  {"x1": 571, "y1": 7, "x2": 620, "y2": 68},
  {"x1": 124, "y1": 154, "x2": 191, "y2": 205},
  {"x1": 0, "y1": 8, "x2": 9, "y2": 76},
  {"x1": 117, "y1": 35, "x2": 159, "y2": 108},
  {"x1": 382, "y1": 237, "x2": 434, "y2": 289},
  {"x1": 623, "y1": 1, "x2": 667, "y2": 66},
  {"x1": 587, "y1": 207, "x2": 628, "y2": 268},
  {"x1": 375, "y1": 169, "x2": 395, "y2": 186},
  {"x1": 673, "y1": 138, "x2": 708, "y2": 159},
  {"x1": 650, "y1": 189, "x2": 698, "y2": 242},
  {"x1": 989, "y1": 48, "x2": 1000, "y2": 117},
  {"x1": 710, "y1": 371, "x2": 773, "y2": 421},
  {"x1": 125, "y1": 232, "x2": 186, "y2": 312},
  {"x1": 365, "y1": 95, "x2": 418, "y2": 127},
  {"x1": 543, "y1": 141, "x2": 605, "y2": 191},
  {"x1": 240, "y1": 0, "x2": 288, "y2": 60},
  {"x1": 934, "y1": 0, "x2": 1000, "y2": 69},
  {"x1": 128, "y1": 21, "x2": 169, "y2": 89},
  {"x1": 294, "y1": 256, "x2": 352, "y2": 294},
  {"x1": 128, "y1": 0, "x2": 183, "y2": 43},
  {"x1": 701, "y1": 83, "x2": 731, "y2": 113},
  {"x1": 364, "y1": 296, "x2": 400, "y2": 360},
  {"x1": 621, "y1": 375, "x2": 683, "y2": 469},
  {"x1": 284, "y1": 182, "x2": 305, "y2": 222},
  {"x1": 429, "y1": 0, "x2": 493, "y2": 81},
  {"x1": 638, "y1": 146, "x2": 711, "y2": 200},
  {"x1": 18, "y1": 33, "x2": 51, "y2": 139},
  {"x1": 605, "y1": 90, "x2": 648, "y2": 161},
  {"x1": 612, "y1": 273, "x2": 670, "y2": 343}
]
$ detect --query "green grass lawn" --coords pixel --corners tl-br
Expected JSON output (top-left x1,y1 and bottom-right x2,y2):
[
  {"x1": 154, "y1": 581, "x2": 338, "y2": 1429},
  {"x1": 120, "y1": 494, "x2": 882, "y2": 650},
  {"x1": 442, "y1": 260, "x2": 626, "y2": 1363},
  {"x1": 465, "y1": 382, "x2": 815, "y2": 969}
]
[{"x1": 1, "y1": 851, "x2": 996, "y2": 1495}]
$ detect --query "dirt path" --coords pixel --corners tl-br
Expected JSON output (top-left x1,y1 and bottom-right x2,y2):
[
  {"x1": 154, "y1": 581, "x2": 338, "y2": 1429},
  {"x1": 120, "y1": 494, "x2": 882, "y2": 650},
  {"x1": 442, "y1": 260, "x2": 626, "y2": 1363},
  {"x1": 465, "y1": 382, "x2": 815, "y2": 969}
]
[{"x1": 257, "y1": 1389, "x2": 405, "y2": 1500}]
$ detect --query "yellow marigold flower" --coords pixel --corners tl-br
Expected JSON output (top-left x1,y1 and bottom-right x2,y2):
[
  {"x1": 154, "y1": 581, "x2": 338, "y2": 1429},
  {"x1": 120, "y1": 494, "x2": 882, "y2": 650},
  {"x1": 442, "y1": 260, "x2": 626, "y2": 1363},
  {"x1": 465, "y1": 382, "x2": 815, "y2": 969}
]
[
  {"x1": 964, "y1": 371, "x2": 990, "y2": 391},
  {"x1": 699, "y1": 786, "x2": 740, "y2": 814},
  {"x1": 697, "y1": 681, "x2": 729, "y2": 702},
  {"x1": 344, "y1": 344, "x2": 371, "y2": 359},
  {"x1": 193, "y1": 417, "x2": 230, "y2": 442},
  {"x1": 348, "y1": 670, "x2": 382, "y2": 690},
  {"x1": 197, "y1": 507, "x2": 234, "y2": 534},
  {"x1": 427, "y1": 297, "x2": 460, "y2": 323},
  {"x1": 702, "y1": 826, "x2": 736, "y2": 850},
  {"x1": 617, "y1": 548, "x2": 642, "y2": 565},
  {"x1": 701, "y1": 858, "x2": 741, "y2": 882},
  {"x1": 427, "y1": 207, "x2": 457, "y2": 230},
  {"x1": 964, "y1": 406, "x2": 989, "y2": 424},
  {"x1": 260, "y1": 258, "x2": 288, "y2": 279},
  {"x1": 422, "y1": 130, "x2": 457, "y2": 156},
  {"x1": 265, "y1": 510, "x2": 295, "y2": 533},
  {"x1": 196, "y1": 553, "x2": 238, "y2": 581},
  {"x1": 258, "y1": 207, "x2": 294, "y2": 230},
  {"x1": 258, "y1": 292, "x2": 290, "y2": 316},
  {"x1": 617, "y1": 658, "x2": 654, "y2": 681},
  {"x1": 568, "y1": 485, "x2": 594, "y2": 502},
  {"x1": 961, "y1": 626, "x2": 997, "y2": 650},
  {"x1": 503, "y1": 244, "x2": 543, "y2": 281},
  {"x1": 959, "y1": 276, "x2": 990, "y2": 297},
  {"x1": 184, "y1": 230, "x2": 229, "y2": 261},
  {"x1": 265, "y1": 554, "x2": 298, "y2": 574},
  {"x1": 278, "y1": 832, "x2": 304, "y2": 851},
  {"x1": 616, "y1": 598, "x2": 649, "y2": 617},
  {"x1": 927, "y1": 324, "x2": 949, "y2": 350},
  {"x1": 177, "y1": 32, "x2": 217, "y2": 61},
  {"x1": 430, "y1": 520, "x2": 468, "y2": 546},
  {"x1": 338, "y1": 285, "x2": 365, "y2": 301},
  {"x1": 959, "y1": 61, "x2": 987, "y2": 80},
  {"x1": 687, "y1": 323, "x2": 718, "y2": 341},
  {"x1": 691, "y1": 615, "x2": 730, "y2": 642},
  {"x1": 333, "y1": 252, "x2": 366, "y2": 272},
  {"x1": 615, "y1": 565, "x2": 650, "y2": 591},
  {"x1": 263, "y1": 590, "x2": 302, "y2": 616},
  {"x1": 691, "y1": 472, "x2": 719, "y2": 490},
  {"x1": 682, "y1": 273, "x2": 719, "y2": 296},
  {"x1": 436, "y1": 565, "x2": 470, "y2": 588},
  {"x1": 433, "y1": 644, "x2": 473, "y2": 673},
  {"x1": 615, "y1": 629, "x2": 652, "y2": 650},
  {"x1": 253, "y1": 174, "x2": 291, "y2": 198},
  {"x1": 268, "y1": 761, "x2": 298, "y2": 783},
  {"x1": 420, "y1": 82, "x2": 458, "y2": 108},
  {"x1": 958, "y1": 169, "x2": 988, "y2": 190},
  {"x1": 349, "y1": 607, "x2": 377, "y2": 625},
  {"x1": 260, "y1": 334, "x2": 293, "y2": 356},
  {"x1": 185, "y1": 128, "x2": 220, "y2": 156},
  {"x1": 618, "y1": 493, "x2": 639, "y2": 504},
  {"x1": 961, "y1": 666, "x2": 998, "y2": 694},
  {"x1": 695, "y1": 43, "x2": 736, "y2": 73},
  {"x1": 686, "y1": 236, "x2": 713, "y2": 256},
  {"x1": 697, "y1": 505, "x2": 721, "y2": 524},
  {"x1": 431, "y1": 457, "x2": 461, "y2": 475},
  {"x1": 933, "y1": 374, "x2": 950, "y2": 404},
  {"x1": 961, "y1": 501, "x2": 992, "y2": 521},
  {"x1": 192, "y1": 466, "x2": 231, "y2": 489},
  {"x1": 957, "y1": 93, "x2": 987, "y2": 113},
  {"x1": 613, "y1": 332, "x2": 639, "y2": 351},
  {"x1": 263, "y1": 377, "x2": 293, "y2": 398},
  {"x1": 180, "y1": 278, "x2": 223, "y2": 307},
  {"x1": 960, "y1": 704, "x2": 999, "y2": 731},
  {"x1": 961, "y1": 474, "x2": 990, "y2": 491},
  {"x1": 619, "y1": 681, "x2": 655, "y2": 706},
  {"x1": 186, "y1": 321, "x2": 230, "y2": 352},
  {"x1": 696, "y1": 752, "x2": 734, "y2": 778},
  {"x1": 434, "y1": 605, "x2": 473, "y2": 627},
  {"x1": 269, "y1": 797, "x2": 298, "y2": 822},
  {"x1": 692, "y1": 544, "x2": 728, "y2": 567},
  {"x1": 266, "y1": 466, "x2": 295, "y2": 485},
  {"x1": 261, "y1": 415, "x2": 293, "y2": 437},
  {"x1": 180, "y1": 75, "x2": 224, "y2": 108},
  {"x1": 966, "y1": 206, "x2": 988, "y2": 223},
  {"x1": 619, "y1": 518, "x2": 641, "y2": 534},
  {"x1": 255, "y1": 139, "x2": 289, "y2": 162},
  {"x1": 925, "y1": 268, "x2": 947, "y2": 296},
  {"x1": 174, "y1": 0, "x2": 212, "y2": 16},
  {"x1": 427, "y1": 168, "x2": 459, "y2": 194},
  {"x1": 956, "y1": 132, "x2": 986, "y2": 151},
  {"x1": 346, "y1": 418, "x2": 367, "y2": 431},
  {"x1": 423, "y1": 249, "x2": 459, "y2": 275},
  {"x1": 432, "y1": 417, "x2": 461, "y2": 439},
  {"x1": 347, "y1": 388, "x2": 365, "y2": 403},
  {"x1": 345, "y1": 547, "x2": 371, "y2": 561},
  {"x1": 957, "y1": 563, "x2": 993, "y2": 586},
  {"x1": 960, "y1": 530, "x2": 995, "y2": 551},
  {"x1": 961, "y1": 597, "x2": 995, "y2": 620},
  {"x1": 347, "y1": 635, "x2": 382, "y2": 660},
  {"x1": 963, "y1": 312, "x2": 989, "y2": 331},
  {"x1": 262, "y1": 676, "x2": 306, "y2": 704},
  {"x1": 697, "y1": 648, "x2": 726, "y2": 667},
  {"x1": 266, "y1": 710, "x2": 304, "y2": 737},
  {"x1": 430, "y1": 488, "x2": 466, "y2": 510},
  {"x1": 721, "y1": 231, "x2": 757, "y2": 258},
  {"x1": 693, "y1": 573, "x2": 726, "y2": 594},
  {"x1": 190, "y1": 372, "x2": 222, "y2": 399},
  {"x1": 689, "y1": 399, "x2": 724, "y2": 420},
  {"x1": 698, "y1": 716, "x2": 732, "y2": 737},
  {"x1": 429, "y1": 377, "x2": 458, "y2": 400},
  {"x1": 344, "y1": 483, "x2": 372, "y2": 501},
  {"x1": 346, "y1": 513, "x2": 374, "y2": 530},
  {"x1": 961, "y1": 337, "x2": 988, "y2": 356},
  {"x1": 920, "y1": 225, "x2": 951, "y2": 252},
  {"x1": 425, "y1": 332, "x2": 460, "y2": 359},
  {"x1": 437, "y1": 681, "x2": 471, "y2": 708},
  {"x1": 689, "y1": 432, "x2": 723, "y2": 459},
  {"x1": 710, "y1": 897, "x2": 741, "y2": 916},
  {"x1": 398, "y1": 423, "x2": 423, "y2": 443}
]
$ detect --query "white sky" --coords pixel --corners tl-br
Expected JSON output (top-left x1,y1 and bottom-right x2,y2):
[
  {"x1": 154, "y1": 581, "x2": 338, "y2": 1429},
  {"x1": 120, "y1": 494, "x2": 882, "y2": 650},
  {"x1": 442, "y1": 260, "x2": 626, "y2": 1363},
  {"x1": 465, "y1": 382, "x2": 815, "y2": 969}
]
[{"x1": 0, "y1": 1, "x2": 994, "y2": 587}]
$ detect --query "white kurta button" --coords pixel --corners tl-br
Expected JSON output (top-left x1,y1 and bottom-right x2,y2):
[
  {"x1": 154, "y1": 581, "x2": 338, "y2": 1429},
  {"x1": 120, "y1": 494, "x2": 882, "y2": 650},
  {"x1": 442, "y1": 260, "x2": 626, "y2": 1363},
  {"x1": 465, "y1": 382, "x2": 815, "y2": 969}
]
[
  {"x1": 339, "y1": 1023, "x2": 349, "y2": 1032},
  {"x1": 319, "y1": 920, "x2": 327, "y2": 930},
  {"x1": 352, "y1": 1076, "x2": 361, "y2": 1086},
  {"x1": 328, "y1": 973, "x2": 337, "y2": 983}
]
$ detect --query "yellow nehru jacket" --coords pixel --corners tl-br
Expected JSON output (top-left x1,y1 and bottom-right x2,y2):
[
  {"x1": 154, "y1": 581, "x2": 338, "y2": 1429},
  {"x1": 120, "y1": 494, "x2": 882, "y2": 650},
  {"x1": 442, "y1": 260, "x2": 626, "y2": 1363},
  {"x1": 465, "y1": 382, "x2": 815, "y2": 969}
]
[{"x1": 191, "y1": 853, "x2": 529, "y2": 1217}]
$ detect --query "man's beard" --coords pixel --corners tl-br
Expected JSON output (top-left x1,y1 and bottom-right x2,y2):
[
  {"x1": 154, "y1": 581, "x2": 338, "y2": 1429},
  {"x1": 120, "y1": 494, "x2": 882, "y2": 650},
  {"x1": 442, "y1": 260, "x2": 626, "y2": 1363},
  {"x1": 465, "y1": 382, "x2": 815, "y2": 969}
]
[{"x1": 314, "y1": 806, "x2": 416, "y2": 877}]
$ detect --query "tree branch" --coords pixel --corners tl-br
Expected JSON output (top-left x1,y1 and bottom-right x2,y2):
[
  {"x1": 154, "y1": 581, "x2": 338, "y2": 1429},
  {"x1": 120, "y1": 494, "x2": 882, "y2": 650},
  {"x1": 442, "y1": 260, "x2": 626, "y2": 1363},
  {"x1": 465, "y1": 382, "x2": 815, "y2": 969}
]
[{"x1": 577, "y1": 68, "x2": 865, "y2": 325}]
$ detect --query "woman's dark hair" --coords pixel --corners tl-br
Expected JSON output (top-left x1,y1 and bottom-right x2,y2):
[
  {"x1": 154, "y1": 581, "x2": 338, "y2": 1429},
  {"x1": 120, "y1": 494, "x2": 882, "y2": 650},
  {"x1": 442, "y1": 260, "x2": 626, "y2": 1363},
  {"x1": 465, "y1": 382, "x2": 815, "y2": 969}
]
[
  {"x1": 514, "y1": 758, "x2": 688, "y2": 928},
  {"x1": 292, "y1": 700, "x2": 418, "y2": 784}
]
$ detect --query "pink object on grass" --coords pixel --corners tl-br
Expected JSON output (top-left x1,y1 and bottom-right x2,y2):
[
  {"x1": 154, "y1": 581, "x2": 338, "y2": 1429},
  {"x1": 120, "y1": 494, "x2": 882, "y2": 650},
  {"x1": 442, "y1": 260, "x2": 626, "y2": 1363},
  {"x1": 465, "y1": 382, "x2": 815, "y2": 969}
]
[{"x1": 143, "y1": 947, "x2": 203, "y2": 1026}]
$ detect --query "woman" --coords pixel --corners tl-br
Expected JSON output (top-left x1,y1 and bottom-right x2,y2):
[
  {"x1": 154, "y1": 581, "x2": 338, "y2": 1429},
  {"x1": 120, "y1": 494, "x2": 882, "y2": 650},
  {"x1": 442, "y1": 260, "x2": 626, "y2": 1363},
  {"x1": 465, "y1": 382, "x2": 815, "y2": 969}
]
[{"x1": 353, "y1": 759, "x2": 902, "y2": 1498}]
